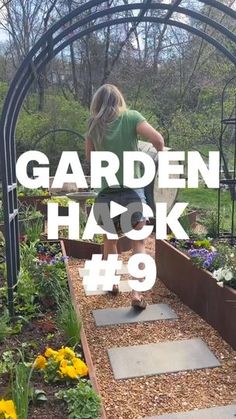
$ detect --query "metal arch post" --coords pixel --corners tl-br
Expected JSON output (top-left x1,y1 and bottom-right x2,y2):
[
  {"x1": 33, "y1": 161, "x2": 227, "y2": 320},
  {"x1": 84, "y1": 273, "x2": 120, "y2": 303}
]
[
  {"x1": 198, "y1": 0, "x2": 236, "y2": 20},
  {"x1": 3, "y1": 3, "x2": 236, "y2": 129},
  {"x1": 163, "y1": 0, "x2": 183, "y2": 22},
  {"x1": 2, "y1": 2, "x2": 236, "y2": 136},
  {"x1": 32, "y1": 129, "x2": 86, "y2": 148},
  {"x1": 5, "y1": 13, "x2": 236, "y2": 172},
  {"x1": 3, "y1": 5, "x2": 236, "y2": 149}
]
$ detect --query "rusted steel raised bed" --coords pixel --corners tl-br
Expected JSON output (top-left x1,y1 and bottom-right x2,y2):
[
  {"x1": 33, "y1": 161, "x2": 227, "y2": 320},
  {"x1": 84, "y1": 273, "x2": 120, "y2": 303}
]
[
  {"x1": 156, "y1": 239, "x2": 236, "y2": 349},
  {"x1": 62, "y1": 236, "x2": 131, "y2": 259}
]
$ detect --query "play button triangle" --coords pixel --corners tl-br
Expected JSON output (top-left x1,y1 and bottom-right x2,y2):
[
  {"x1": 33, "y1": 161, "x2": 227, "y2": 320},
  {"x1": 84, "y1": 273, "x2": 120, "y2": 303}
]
[{"x1": 110, "y1": 201, "x2": 128, "y2": 219}]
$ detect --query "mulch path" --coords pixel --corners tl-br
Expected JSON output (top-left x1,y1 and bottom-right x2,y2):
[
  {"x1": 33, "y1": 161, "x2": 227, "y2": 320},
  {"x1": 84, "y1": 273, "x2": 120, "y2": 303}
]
[{"x1": 68, "y1": 234, "x2": 236, "y2": 419}]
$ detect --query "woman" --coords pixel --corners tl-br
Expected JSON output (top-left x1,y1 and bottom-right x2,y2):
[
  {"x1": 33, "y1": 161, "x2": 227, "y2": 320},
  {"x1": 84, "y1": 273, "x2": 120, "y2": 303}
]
[{"x1": 85, "y1": 84, "x2": 164, "y2": 309}]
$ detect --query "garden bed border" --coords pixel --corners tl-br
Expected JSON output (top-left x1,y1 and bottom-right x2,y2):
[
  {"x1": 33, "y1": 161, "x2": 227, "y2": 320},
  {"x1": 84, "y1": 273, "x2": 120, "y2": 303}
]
[
  {"x1": 61, "y1": 240, "x2": 107, "y2": 419},
  {"x1": 155, "y1": 239, "x2": 236, "y2": 350}
]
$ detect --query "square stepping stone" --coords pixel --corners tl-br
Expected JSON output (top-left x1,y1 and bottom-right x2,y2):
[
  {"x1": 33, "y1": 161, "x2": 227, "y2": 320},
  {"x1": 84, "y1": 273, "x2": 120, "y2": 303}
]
[
  {"x1": 144, "y1": 404, "x2": 236, "y2": 418},
  {"x1": 108, "y1": 337, "x2": 220, "y2": 380},
  {"x1": 84, "y1": 280, "x2": 132, "y2": 296},
  {"x1": 93, "y1": 303, "x2": 178, "y2": 326},
  {"x1": 79, "y1": 263, "x2": 128, "y2": 279}
]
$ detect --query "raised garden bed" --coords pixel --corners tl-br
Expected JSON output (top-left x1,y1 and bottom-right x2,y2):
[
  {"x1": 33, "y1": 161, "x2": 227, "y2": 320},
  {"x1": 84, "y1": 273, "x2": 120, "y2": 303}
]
[
  {"x1": 155, "y1": 239, "x2": 236, "y2": 349},
  {"x1": 62, "y1": 236, "x2": 131, "y2": 259},
  {"x1": 18, "y1": 194, "x2": 51, "y2": 207},
  {"x1": 0, "y1": 239, "x2": 102, "y2": 418},
  {"x1": 61, "y1": 240, "x2": 106, "y2": 419},
  {"x1": 0, "y1": 214, "x2": 45, "y2": 236},
  {"x1": 167, "y1": 210, "x2": 198, "y2": 234},
  {"x1": 37, "y1": 203, "x2": 69, "y2": 217},
  {"x1": 181, "y1": 210, "x2": 198, "y2": 226}
]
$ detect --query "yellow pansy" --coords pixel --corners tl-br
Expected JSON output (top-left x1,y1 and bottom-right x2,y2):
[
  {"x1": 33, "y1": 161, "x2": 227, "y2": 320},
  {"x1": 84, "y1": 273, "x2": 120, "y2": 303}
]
[
  {"x1": 33, "y1": 355, "x2": 47, "y2": 370},
  {"x1": 44, "y1": 348, "x2": 58, "y2": 359},
  {"x1": 72, "y1": 358, "x2": 89, "y2": 377},
  {"x1": 57, "y1": 347, "x2": 75, "y2": 360},
  {"x1": 60, "y1": 364, "x2": 78, "y2": 379},
  {"x1": 0, "y1": 399, "x2": 17, "y2": 419},
  {"x1": 64, "y1": 366, "x2": 78, "y2": 379},
  {"x1": 60, "y1": 359, "x2": 68, "y2": 369}
]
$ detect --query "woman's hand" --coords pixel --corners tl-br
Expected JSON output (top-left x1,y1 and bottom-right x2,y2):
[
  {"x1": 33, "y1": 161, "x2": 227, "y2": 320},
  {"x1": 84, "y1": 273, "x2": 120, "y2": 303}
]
[{"x1": 136, "y1": 121, "x2": 165, "y2": 152}]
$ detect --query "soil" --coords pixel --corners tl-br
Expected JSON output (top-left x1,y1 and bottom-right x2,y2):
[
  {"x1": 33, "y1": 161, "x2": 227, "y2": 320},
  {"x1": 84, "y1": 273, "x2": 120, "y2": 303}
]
[{"x1": 0, "y1": 312, "x2": 69, "y2": 418}]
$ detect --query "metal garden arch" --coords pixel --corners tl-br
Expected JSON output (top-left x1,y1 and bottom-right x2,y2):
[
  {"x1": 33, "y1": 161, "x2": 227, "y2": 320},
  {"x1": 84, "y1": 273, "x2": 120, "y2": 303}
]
[{"x1": 0, "y1": 0, "x2": 236, "y2": 315}]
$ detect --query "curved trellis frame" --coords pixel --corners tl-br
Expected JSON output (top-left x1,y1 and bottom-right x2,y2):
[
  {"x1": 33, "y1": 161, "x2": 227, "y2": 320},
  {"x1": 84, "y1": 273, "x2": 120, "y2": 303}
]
[{"x1": 0, "y1": 0, "x2": 236, "y2": 314}]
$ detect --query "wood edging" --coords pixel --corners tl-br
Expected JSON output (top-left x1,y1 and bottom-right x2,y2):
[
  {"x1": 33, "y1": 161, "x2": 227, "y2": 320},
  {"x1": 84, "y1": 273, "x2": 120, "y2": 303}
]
[{"x1": 61, "y1": 240, "x2": 107, "y2": 419}]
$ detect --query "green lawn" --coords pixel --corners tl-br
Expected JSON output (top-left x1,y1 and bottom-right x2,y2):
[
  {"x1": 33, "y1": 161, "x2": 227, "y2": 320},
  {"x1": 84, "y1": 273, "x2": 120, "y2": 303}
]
[
  {"x1": 177, "y1": 186, "x2": 235, "y2": 234},
  {"x1": 177, "y1": 187, "x2": 230, "y2": 211}
]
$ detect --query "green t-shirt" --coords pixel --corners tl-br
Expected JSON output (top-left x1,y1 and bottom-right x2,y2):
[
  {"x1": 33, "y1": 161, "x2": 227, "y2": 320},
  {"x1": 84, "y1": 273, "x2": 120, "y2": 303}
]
[{"x1": 90, "y1": 109, "x2": 146, "y2": 191}]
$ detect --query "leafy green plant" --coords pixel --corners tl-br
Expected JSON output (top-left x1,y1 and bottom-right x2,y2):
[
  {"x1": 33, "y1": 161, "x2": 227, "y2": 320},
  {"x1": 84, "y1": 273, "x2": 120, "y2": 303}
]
[
  {"x1": 23, "y1": 215, "x2": 43, "y2": 243},
  {"x1": 43, "y1": 196, "x2": 73, "y2": 206},
  {"x1": 57, "y1": 296, "x2": 81, "y2": 346},
  {"x1": 0, "y1": 350, "x2": 16, "y2": 374},
  {"x1": 56, "y1": 380, "x2": 101, "y2": 419},
  {"x1": 33, "y1": 346, "x2": 88, "y2": 384},
  {"x1": 204, "y1": 210, "x2": 219, "y2": 238},
  {"x1": 212, "y1": 243, "x2": 236, "y2": 289},
  {"x1": 14, "y1": 268, "x2": 39, "y2": 319},
  {"x1": 29, "y1": 388, "x2": 47, "y2": 405},
  {"x1": 20, "y1": 241, "x2": 37, "y2": 271},
  {"x1": 18, "y1": 186, "x2": 49, "y2": 197},
  {"x1": 0, "y1": 310, "x2": 12, "y2": 342},
  {"x1": 11, "y1": 351, "x2": 34, "y2": 419},
  {"x1": 17, "y1": 203, "x2": 42, "y2": 221},
  {"x1": 85, "y1": 198, "x2": 95, "y2": 206},
  {"x1": 179, "y1": 213, "x2": 192, "y2": 236},
  {"x1": 0, "y1": 231, "x2": 5, "y2": 248},
  {"x1": 193, "y1": 239, "x2": 212, "y2": 250},
  {"x1": 34, "y1": 261, "x2": 67, "y2": 307},
  {"x1": 0, "y1": 206, "x2": 4, "y2": 223}
]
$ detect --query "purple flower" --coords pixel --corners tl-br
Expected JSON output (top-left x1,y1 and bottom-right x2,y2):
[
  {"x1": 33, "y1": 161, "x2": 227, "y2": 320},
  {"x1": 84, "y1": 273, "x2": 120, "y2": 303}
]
[
  {"x1": 188, "y1": 249, "x2": 199, "y2": 258},
  {"x1": 60, "y1": 256, "x2": 69, "y2": 262},
  {"x1": 203, "y1": 260, "x2": 211, "y2": 269}
]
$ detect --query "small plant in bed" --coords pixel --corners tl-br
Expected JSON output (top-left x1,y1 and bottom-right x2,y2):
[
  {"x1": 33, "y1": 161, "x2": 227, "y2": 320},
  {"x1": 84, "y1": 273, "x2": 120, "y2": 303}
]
[
  {"x1": 187, "y1": 248, "x2": 220, "y2": 271},
  {"x1": 167, "y1": 233, "x2": 236, "y2": 290},
  {"x1": 33, "y1": 346, "x2": 88, "y2": 383},
  {"x1": 212, "y1": 244, "x2": 236, "y2": 289},
  {"x1": 42, "y1": 197, "x2": 73, "y2": 206},
  {"x1": 56, "y1": 295, "x2": 81, "y2": 347},
  {"x1": 18, "y1": 186, "x2": 49, "y2": 197},
  {"x1": 56, "y1": 380, "x2": 101, "y2": 419}
]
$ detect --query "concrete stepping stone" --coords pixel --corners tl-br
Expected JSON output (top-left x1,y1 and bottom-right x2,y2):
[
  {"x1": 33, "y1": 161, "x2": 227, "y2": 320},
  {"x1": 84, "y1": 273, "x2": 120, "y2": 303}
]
[
  {"x1": 108, "y1": 337, "x2": 220, "y2": 380},
  {"x1": 93, "y1": 303, "x2": 178, "y2": 326},
  {"x1": 144, "y1": 404, "x2": 236, "y2": 418},
  {"x1": 84, "y1": 280, "x2": 132, "y2": 296},
  {"x1": 79, "y1": 263, "x2": 128, "y2": 278}
]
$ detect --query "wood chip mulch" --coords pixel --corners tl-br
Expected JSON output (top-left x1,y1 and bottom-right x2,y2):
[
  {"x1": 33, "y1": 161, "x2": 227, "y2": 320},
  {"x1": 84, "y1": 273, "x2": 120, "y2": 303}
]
[{"x1": 67, "y1": 235, "x2": 236, "y2": 419}]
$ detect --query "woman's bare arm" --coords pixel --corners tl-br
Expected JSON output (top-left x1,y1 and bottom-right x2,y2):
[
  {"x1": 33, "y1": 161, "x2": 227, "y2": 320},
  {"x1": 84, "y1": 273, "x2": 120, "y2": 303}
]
[
  {"x1": 136, "y1": 121, "x2": 164, "y2": 151},
  {"x1": 85, "y1": 137, "x2": 95, "y2": 161}
]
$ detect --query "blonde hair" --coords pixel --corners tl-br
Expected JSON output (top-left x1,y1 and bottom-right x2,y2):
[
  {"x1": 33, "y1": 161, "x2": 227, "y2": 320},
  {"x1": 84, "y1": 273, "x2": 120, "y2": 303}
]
[{"x1": 87, "y1": 84, "x2": 127, "y2": 144}]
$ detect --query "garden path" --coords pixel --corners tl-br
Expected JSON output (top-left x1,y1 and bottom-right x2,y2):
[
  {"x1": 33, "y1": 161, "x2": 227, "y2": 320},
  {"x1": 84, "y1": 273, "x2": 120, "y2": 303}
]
[{"x1": 67, "y1": 235, "x2": 236, "y2": 419}]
